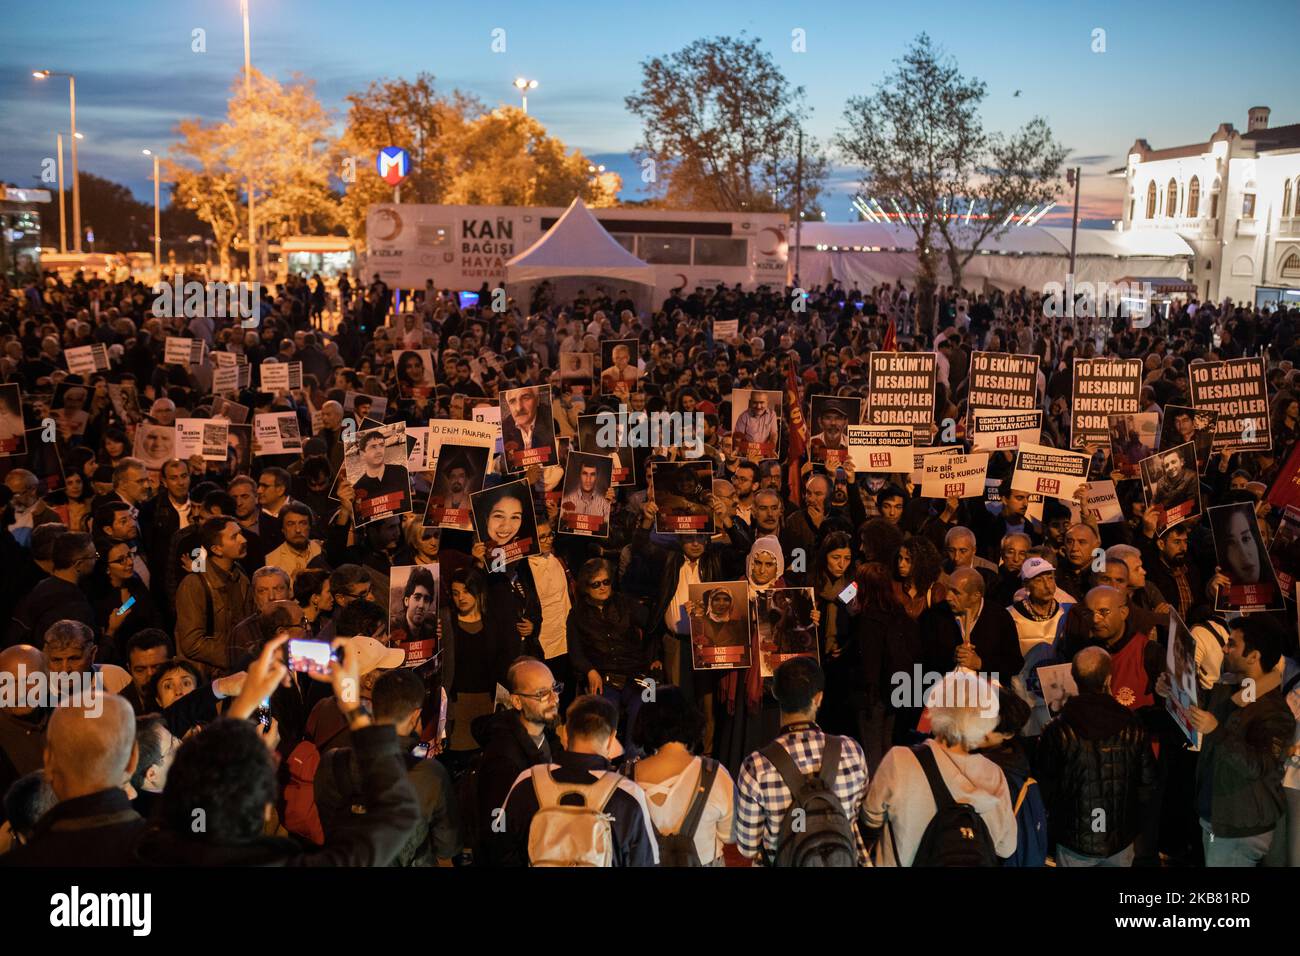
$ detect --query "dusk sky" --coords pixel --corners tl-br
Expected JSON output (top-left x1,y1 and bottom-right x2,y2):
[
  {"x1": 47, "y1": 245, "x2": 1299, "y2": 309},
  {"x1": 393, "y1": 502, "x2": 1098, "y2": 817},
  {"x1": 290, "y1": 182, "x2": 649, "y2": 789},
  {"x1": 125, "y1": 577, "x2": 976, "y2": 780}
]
[{"x1": 3, "y1": 0, "x2": 1297, "y2": 226}]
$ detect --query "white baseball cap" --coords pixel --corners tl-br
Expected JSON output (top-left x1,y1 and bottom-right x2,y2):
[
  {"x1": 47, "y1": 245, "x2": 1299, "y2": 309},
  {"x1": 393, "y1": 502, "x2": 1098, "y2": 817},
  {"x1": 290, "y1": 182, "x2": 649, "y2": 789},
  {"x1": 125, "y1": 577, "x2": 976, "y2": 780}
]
[{"x1": 1020, "y1": 557, "x2": 1055, "y2": 581}]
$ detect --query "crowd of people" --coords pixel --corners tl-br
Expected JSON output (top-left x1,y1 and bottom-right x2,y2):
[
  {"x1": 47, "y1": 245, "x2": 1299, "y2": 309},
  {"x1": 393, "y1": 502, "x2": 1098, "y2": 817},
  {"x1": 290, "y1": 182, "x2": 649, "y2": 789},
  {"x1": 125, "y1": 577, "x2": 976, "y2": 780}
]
[{"x1": 0, "y1": 264, "x2": 1297, "y2": 869}]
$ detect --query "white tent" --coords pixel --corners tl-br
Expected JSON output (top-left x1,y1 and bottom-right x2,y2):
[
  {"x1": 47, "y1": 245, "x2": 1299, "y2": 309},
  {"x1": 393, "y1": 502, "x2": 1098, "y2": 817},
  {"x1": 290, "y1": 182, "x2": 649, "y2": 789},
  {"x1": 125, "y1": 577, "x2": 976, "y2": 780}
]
[{"x1": 505, "y1": 197, "x2": 656, "y2": 288}]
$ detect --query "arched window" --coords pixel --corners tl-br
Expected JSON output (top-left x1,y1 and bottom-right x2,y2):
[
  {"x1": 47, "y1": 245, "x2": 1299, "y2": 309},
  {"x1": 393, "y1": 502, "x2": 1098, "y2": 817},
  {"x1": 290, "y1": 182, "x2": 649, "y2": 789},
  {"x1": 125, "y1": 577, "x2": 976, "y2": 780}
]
[
  {"x1": 1166, "y1": 178, "x2": 1179, "y2": 218},
  {"x1": 1283, "y1": 253, "x2": 1300, "y2": 278},
  {"x1": 1187, "y1": 177, "x2": 1200, "y2": 218},
  {"x1": 1146, "y1": 181, "x2": 1157, "y2": 219}
]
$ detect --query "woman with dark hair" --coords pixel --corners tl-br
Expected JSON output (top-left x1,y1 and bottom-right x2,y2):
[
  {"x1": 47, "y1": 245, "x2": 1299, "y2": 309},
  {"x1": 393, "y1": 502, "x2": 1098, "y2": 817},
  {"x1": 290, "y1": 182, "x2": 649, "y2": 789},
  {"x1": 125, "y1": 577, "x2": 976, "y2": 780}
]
[
  {"x1": 841, "y1": 563, "x2": 920, "y2": 773},
  {"x1": 147, "y1": 659, "x2": 204, "y2": 711},
  {"x1": 811, "y1": 531, "x2": 856, "y2": 660},
  {"x1": 91, "y1": 539, "x2": 160, "y2": 662},
  {"x1": 99, "y1": 425, "x2": 129, "y2": 467},
  {"x1": 46, "y1": 468, "x2": 92, "y2": 532},
  {"x1": 566, "y1": 557, "x2": 655, "y2": 744},
  {"x1": 396, "y1": 349, "x2": 427, "y2": 398},
  {"x1": 629, "y1": 686, "x2": 735, "y2": 866},
  {"x1": 893, "y1": 533, "x2": 946, "y2": 620},
  {"x1": 439, "y1": 566, "x2": 517, "y2": 761}
]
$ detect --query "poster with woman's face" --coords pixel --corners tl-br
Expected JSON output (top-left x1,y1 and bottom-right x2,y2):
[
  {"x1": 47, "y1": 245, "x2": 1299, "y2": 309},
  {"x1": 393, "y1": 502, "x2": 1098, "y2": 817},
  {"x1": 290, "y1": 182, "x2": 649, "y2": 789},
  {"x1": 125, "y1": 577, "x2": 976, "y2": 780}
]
[
  {"x1": 1209, "y1": 502, "x2": 1284, "y2": 612},
  {"x1": 394, "y1": 349, "x2": 436, "y2": 400},
  {"x1": 226, "y1": 424, "x2": 253, "y2": 477},
  {"x1": 470, "y1": 478, "x2": 538, "y2": 566},
  {"x1": 134, "y1": 422, "x2": 176, "y2": 471},
  {"x1": 0, "y1": 384, "x2": 27, "y2": 457},
  {"x1": 1164, "y1": 611, "x2": 1201, "y2": 748},
  {"x1": 688, "y1": 581, "x2": 752, "y2": 670}
]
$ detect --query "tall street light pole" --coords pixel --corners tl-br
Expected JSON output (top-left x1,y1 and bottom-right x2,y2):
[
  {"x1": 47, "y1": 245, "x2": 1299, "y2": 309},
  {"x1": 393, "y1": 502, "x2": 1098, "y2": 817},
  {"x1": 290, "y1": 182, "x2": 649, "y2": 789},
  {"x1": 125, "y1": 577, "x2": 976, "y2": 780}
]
[
  {"x1": 34, "y1": 70, "x2": 80, "y2": 253},
  {"x1": 513, "y1": 77, "x2": 538, "y2": 114},
  {"x1": 242, "y1": 0, "x2": 256, "y2": 283},
  {"x1": 143, "y1": 150, "x2": 161, "y2": 275},
  {"x1": 55, "y1": 133, "x2": 66, "y2": 254}
]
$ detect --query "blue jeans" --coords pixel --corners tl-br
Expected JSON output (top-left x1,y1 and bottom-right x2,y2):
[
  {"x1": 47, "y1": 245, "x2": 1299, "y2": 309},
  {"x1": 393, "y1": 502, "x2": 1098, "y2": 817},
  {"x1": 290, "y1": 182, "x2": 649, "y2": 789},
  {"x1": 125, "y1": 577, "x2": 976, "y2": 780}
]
[
  {"x1": 1055, "y1": 842, "x2": 1134, "y2": 867},
  {"x1": 601, "y1": 680, "x2": 646, "y2": 755},
  {"x1": 1201, "y1": 821, "x2": 1274, "y2": 867}
]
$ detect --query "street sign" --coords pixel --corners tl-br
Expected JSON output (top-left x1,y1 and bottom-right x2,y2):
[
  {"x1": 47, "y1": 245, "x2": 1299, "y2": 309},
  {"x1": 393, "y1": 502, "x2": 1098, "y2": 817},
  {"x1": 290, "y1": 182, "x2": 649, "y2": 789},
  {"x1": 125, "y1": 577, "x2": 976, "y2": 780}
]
[{"x1": 376, "y1": 147, "x2": 410, "y2": 186}]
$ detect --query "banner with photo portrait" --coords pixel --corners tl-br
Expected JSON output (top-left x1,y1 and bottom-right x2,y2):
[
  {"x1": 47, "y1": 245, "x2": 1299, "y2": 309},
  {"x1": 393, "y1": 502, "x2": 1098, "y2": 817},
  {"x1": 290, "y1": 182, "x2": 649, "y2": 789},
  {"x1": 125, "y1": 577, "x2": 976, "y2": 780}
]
[
  {"x1": 689, "y1": 581, "x2": 752, "y2": 670},
  {"x1": 226, "y1": 424, "x2": 253, "y2": 476},
  {"x1": 1107, "y1": 412, "x2": 1159, "y2": 479},
  {"x1": 1208, "y1": 502, "x2": 1284, "y2": 613},
  {"x1": 1189, "y1": 357, "x2": 1270, "y2": 453},
  {"x1": 388, "y1": 564, "x2": 440, "y2": 670},
  {"x1": 965, "y1": 352, "x2": 1040, "y2": 431},
  {"x1": 133, "y1": 422, "x2": 176, "y2": 471},
  {"x1": 471, "y1": 478, "x2": 538, "y2": 566},
  {"x1": 756, "y1": 587, "x2": 818, "y2": 678},
  {"x1": 423, "y1": 443, "x2": 489, "y2": 531},
  {"x1": 393, "y1": 349, "x2": 436, "y2": 400},
  {"x1": 599, "y1": 339, "x2": 640, "y2": 399},
  {"x1": 578, "y1": 413, "x2": 635, "y2": 485},
  {"x1": 558, "y1": 451, "x2": 614, "y2": 538},
  {"x1": 809, "y1": 395, "x2": 862, "y2": 467},
  {"x1": 1159, "y1": 404, "x2": 1217, "y2": 473},
  {"x1": 558, "y1": 352, "x2": 595, "y2": 399},
  {"x1": 1011, "y1": 443, "x2": 1091, "y2": 501},
  {"x1": 343, "y1": 422, "x2": 413, "y2": 526},
  {"x1": 1267, "y1": 505, "x2": 1300, "y2": 599},
  {"x1": 1165, "y1": 610, "x2": 1202, "y2": 749},
  {"x1": 730, "y1": 388, "x2": 782, "y2": 460},
  {"x1": 0, "y1": 384, "x2": 27, "y2": 457},
  {"x1": 650, "y1": 460, "x2": 715, "y2": 534},
  {"x1": 1071, "y1": 358, "x2": 1141, "y2": 449},
  {"x1": 1139, "y1": 442, "x2": 1202, "y2": 534},
  {"x1": 865, "y1": 351, "x2": 936, "y2": 443},
  {"x1": 500, "y1": 385, "x2": 557, "y2": 471}
]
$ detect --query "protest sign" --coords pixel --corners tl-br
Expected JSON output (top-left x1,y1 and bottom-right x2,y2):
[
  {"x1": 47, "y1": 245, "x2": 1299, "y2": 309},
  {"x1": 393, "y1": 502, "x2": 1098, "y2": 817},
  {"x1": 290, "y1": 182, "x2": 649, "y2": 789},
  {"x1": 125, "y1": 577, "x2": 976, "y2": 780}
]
[
  {"x1": 970, "y1": 410, "x2": 1042, "y2": 453},
  {"x1": 921, "y1": 452, "x2": 990, "y2": 499},
  {"x1": 1012, "y1": 443, "x2": 1091, "y2": 500},
  {"x1": 966, "y1": 352, "x2": 1040, "y2": 430},
  {"x1": 253, "y1": 412, "x2": 302, "y2": 455},
  {"x1": 1188, "y1": 357, "x2": 1270, "y2": 453},
  {"x1": 1071, "y1": 357, "x2": 1141, "y2": 449},
  {"x1": 174, "y1": 418, "x2": 229, "y2": 462},
  {"x1": 847, "y1": 425, "x2": 914, "y2": 473},
  {"x1": 865, "y1": 351, "x2": 937, "y2": 441},
  {"x1": 756, "y1": 588, "x2": 818, "y2": 678},
  {"x1": 689, "y1": 582, "x2": 752, "y2": 670},
  {"x1": 1208, "y1": 502, "x2": 1284, "y2": 613},
  {"x1": 64, "y1": 344, "x2": 109, "y2": 376}
]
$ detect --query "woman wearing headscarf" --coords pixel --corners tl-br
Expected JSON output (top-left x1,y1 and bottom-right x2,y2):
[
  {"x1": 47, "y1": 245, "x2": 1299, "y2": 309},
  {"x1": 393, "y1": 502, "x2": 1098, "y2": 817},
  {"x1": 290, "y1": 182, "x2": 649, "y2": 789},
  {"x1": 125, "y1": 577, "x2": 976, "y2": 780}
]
[{"x1": 713, "y1": 537, "x2": 819, "y2": 775}]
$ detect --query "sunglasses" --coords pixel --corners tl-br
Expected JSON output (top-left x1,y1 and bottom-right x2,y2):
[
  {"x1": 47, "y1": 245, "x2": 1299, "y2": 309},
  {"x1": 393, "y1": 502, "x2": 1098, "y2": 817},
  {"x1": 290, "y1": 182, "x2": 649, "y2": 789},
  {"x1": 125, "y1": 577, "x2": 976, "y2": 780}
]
[{"x1": 588, "y1": 578, "x2": 612, "y2": 588}]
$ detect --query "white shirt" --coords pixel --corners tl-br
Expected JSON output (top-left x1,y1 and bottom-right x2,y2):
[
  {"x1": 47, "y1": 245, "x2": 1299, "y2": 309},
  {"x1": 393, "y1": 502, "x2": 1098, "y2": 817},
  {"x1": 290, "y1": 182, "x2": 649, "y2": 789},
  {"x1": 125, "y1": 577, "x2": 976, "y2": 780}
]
[
  {"x1": 636, "y1": 757, "x2": 734, "y2": 865},
  {"x1": 527, "y1": 553, "x2": 571, "y2": 658}
]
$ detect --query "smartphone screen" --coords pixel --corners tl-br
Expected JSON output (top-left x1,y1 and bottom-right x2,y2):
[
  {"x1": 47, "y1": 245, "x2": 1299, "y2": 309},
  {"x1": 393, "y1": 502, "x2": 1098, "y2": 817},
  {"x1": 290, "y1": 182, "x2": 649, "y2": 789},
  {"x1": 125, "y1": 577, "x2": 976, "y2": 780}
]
[
  {"x1": 287, "y1": 639, "x2": 336, "y2": 676},
  {"x1": 837, "y1": 581, "x2": 858, "y2": 605}
]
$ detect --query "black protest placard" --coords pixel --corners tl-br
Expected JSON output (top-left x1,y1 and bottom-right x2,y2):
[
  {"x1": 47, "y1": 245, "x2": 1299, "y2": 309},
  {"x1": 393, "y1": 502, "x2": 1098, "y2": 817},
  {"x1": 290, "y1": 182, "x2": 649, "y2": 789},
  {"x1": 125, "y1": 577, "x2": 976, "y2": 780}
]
[
  {"x1": 865, "y1": 352, "x2": 936, "y2": 442},
  {"x1": 966, "y1": 352, "x2": 1040, "y2": 429},
  {"x1": 1070, "y1": 358, "x2": 1142, "y2": 449},
  {"x1": 1188, "y1": 357, "x2": 1271, "y2": 453}
]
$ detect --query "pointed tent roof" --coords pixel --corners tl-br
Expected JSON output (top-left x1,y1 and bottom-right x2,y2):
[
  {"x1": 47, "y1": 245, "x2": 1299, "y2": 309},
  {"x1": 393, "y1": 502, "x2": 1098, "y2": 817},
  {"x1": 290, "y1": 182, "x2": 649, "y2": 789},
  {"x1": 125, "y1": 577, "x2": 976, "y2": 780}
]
[{"x1": 505, "y1": 197, "x2": 656, "y2": 285}]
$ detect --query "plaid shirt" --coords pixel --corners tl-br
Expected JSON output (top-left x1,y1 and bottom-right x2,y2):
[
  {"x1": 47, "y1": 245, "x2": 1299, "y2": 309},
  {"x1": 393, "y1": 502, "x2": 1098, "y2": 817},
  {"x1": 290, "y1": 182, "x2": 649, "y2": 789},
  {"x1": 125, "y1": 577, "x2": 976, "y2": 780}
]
[{"x1": 733, "y1": 725, "x2": 870, "y2": 865}]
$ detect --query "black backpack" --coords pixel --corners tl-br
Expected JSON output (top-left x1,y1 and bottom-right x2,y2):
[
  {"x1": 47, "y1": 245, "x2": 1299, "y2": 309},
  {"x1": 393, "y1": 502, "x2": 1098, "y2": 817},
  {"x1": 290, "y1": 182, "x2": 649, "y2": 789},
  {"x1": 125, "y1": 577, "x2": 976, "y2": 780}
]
[
  {"x1": 902, "y1": 744, "x2": 998, "y2": 867},
  {"x1": 652, "y1": 757, "x2": 720, "y2": 867},
  {"x1": 762, "y1": 736, "x2": 859, "y2": 867}
]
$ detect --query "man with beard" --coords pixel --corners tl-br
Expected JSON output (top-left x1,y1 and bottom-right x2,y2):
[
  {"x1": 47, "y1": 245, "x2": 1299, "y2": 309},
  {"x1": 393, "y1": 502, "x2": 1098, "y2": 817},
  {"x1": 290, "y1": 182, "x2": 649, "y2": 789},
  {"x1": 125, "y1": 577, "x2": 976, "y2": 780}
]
[
  {"x1": 390, "y1": 566, "x2": 438, "y2": 669},
  {"x1": 810, "y1": 399, "x2": 851, "y2": 466},
  {"x1": 266, "y1": 503, "x2": 323, "y2": 580},
  {"x1": 429, "y1": 454, "x2": 475, "y2": 527},
  {"x1": 476, "y1": 657, "x2": 563, "y2": 866},
  {"x1": 1138, "y1": 523, "x2": 1209, "y2": 621},
  {"x1": 1149, "y1": 447, "x2": 1199, "y2": 517}
]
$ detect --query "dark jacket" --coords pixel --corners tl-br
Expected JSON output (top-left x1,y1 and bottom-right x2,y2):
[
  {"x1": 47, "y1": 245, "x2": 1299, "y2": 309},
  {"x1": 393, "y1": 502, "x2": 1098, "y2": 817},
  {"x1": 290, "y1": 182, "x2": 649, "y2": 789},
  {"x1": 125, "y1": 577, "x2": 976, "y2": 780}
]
[
  {"x1": 918, "y1": 600, "x2": 1024, "y2": 683},
  {"x1": 846, "y1": 606, "x2": 920, "y2": 704},
  {"x1": 1035, "y1": 691, "x2": 1155, "y2": 857},
  {"x1": 499, "y1": 749, "x2": 656, "y2": 867},
  {"x1": 0, "y1": 708, "x2": 49, "y2": 823},
  {"x1": 134, "y1": 725, "x2": 419, "y2": 866},
  {"x1": 0, "y1": 788, "x2": 147, "y2": 866},
  {"x1": 474, "y1": 708, "x2": 562, "y2": 866},
  {"x1": 7, "y1": 576, "x2": 97, "y2": 648},
  {"x1": 1196, "y1": 682, "x2": 1293, "y2": 839},
  {"x1": 566, "y1": 594, "x2": 654, "y2": 679}
]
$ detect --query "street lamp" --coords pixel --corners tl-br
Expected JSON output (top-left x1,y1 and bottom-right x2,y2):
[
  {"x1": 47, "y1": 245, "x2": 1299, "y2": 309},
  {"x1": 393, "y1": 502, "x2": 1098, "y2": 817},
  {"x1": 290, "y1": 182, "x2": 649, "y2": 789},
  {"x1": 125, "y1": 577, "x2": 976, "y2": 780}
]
[
  {"x1": 513, "y1": 77, "x2": 538, "y2": 114},
  {"x1": 54, "y1": 134, "x2": 66, "y2": 253},
  {"x1": 34, "y1": 69, "x2": 81, "y2": 253},
  {"x1": 241, "y1": 0, "x2": 256, "y2": 283},
  {"x1": 143, "y1": 149, "x2": 161, "y2": 275}
]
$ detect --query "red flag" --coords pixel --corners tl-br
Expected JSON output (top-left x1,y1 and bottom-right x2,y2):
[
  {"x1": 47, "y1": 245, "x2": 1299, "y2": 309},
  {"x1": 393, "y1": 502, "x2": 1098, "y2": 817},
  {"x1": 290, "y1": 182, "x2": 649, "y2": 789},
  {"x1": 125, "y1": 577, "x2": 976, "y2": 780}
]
[
  {"x1": 785, "y1": 363, "x2": 807, "y2": 506},
  {"x1": 881, "y1": 316, "x2": 897, "y2": 352}
]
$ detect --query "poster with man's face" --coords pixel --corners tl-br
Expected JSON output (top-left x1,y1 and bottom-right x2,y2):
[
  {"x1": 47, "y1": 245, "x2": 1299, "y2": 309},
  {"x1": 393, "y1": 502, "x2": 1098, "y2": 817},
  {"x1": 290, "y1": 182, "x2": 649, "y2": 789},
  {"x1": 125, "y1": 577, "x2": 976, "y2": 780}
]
[
  {"x1": 52, "y1": 382, "x2": 91, "y2": 437},
  {"x1": 226, "y1": 424, "x2": 253, "y2": 476},
  {"x1": 1139, "y1": 441, "x2": 1201, "y2": 533},
  {"x1": 559, "y1": 451, "x2": 614, "y2": 538},
  {"x1": 1160, "y1": 404, "x2": 1218, "y2": 474},
  {"x1": 343, "y1": 422, "x2": 412, "y2": 526},
  {"x1": 650, "y1": 460, "x2": 715, "y2": 534},
  {"x1": 577, "y1": 413, "x2": 635, "y2": 485},
  {"x1": 559, "y1": 352, "x2": 595, "y2": 398},
  {"x1": 500, "y1": 385, "x2": 556, "y2": 471},
  {"x1": 388, "y1": 564, "x2": 440, "y2": 670},
  {"x1": 730, "y1": 388, "x2": 782, "y2": 460},
  {"x1": 809, "y1": 395, "x2": 861, "y2": 467},
  {"x1": 423, "y1": 443, "x2": 488, "y2": 531},
  {"x1": 1107, "y1": 412, "x2": 1158, "y2": 479},
  {"x1": 1209, "y1": 502, "x2": 1284, "y2": 613},
  {"x1": 599, "y1": 339, "x2": 640, "y2": 399},
  {"x1": 689, "y1": 581, "x2": 752, "y2": 670}
]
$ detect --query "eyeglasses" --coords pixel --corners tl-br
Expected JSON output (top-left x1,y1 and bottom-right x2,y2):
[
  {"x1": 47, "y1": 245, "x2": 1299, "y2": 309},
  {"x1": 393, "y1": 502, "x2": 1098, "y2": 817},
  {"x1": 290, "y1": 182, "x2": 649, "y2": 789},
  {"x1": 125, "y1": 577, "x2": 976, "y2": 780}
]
[
  {"x1": 588, "y1": 578, "x2": 611, "y2": 588},
  {"x1": 515, "y1": 682, "x2": 563, "y2": 702},
  {"x1": 109, "y1": 553, "x2": 135, "y2": 564},
  {"x1": 538, "y1": 532, "x2": 554, "y2": 541}
]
